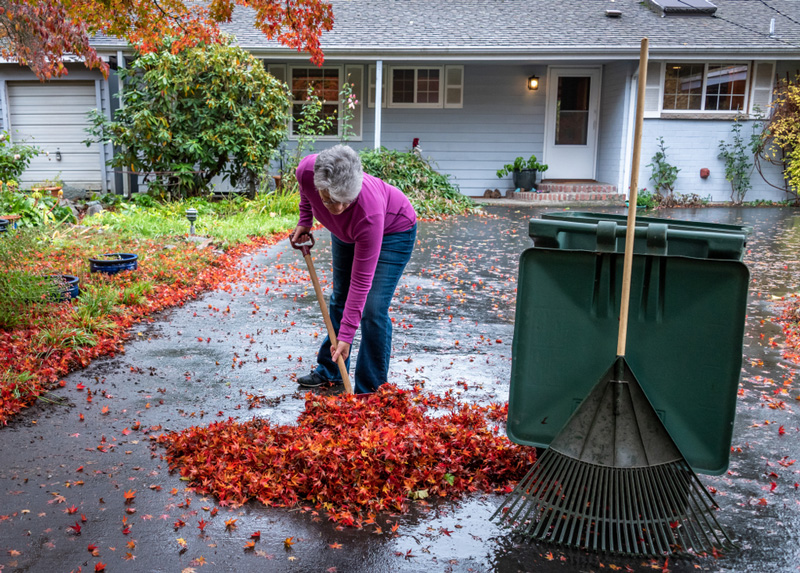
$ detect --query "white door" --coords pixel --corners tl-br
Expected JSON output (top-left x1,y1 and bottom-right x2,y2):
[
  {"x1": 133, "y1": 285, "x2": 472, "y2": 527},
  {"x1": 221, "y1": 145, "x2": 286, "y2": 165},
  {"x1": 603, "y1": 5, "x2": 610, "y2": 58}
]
[
  {"x1": 544, "y1": 68, "x2": 601, "y2": 179},
  {"x1": 7, "y1": 81, "x2": 103, "y2": 190}
]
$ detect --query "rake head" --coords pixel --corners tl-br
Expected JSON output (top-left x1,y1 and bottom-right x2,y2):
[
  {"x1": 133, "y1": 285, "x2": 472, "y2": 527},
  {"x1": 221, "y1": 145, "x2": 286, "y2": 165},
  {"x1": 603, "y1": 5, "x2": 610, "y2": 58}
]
[{"x1": 492, "y1": 358, "x2": 735, "y2": 557}]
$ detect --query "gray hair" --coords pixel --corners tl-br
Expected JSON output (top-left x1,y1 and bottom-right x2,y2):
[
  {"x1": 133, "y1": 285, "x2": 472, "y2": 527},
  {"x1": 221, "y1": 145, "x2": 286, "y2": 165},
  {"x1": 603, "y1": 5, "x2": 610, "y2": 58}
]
[{"x1": 314, "y1": 145, "x2": 364, "y2": 203}]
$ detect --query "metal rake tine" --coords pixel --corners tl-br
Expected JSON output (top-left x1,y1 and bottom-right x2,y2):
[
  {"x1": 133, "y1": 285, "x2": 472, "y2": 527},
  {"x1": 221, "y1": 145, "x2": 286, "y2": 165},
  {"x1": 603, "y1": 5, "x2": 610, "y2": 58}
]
[
  {"x1": 614, "y1": 468, "x2": 631, "y2": 554},
  {"x1": 506, "y1": 451, "x2": 560, "y2": 528},
  {"x1": 626, "y1": 468, "x2": 650, "y2": 556},
  {"x1": 580, "y1": 463, "x2": 602, "y2": 552},
  {"x1": 493, "y1": 454, "x2": 550, "y2": 524},
  {"x1": 540, "y1": 456, "x2": 588, "y2": 542},
  {"x1": 492, "y1": 462, "x2": 539, "y2": 522},
  {"x1": 591, "y1": 465, "x2": 610, "y2": 553},
  {"x1": 550, "y1": 458, "x2": 587, "y2": 546},
  {"x1": 655, "y1": 464, "x2": 702, "y2": 554},
  {"x1": 525, "y1": 452, "x2": 574, "y2": 538},
  {"x1": 683, "y1": 471, "x2": 734, "y2": 551},
  {"x1": 661, "y1": 463, "x2": 718, "y2": 554},
  {"x1": 635, "y1": 467, "x2": 667, "y2": 556},
  {"x1": 562, "y1": 462, "x2": 594, "y2": 547},
  {"x1": 649, "y1": 464, "x2": 692, "y2": 553}
]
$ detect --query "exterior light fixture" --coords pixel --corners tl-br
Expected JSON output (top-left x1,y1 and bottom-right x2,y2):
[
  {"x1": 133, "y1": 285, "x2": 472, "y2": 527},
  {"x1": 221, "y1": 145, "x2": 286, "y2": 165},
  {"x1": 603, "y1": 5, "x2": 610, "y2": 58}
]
[
  {"x1": 527, "y1": 76, "x2": 540, "y2": 91},
  {"x1": 185, "y1": 208, "x2": 198, "y2": 235},
  {"x1": 55, "y1": 150, "x2": 62, "y2": 161}
]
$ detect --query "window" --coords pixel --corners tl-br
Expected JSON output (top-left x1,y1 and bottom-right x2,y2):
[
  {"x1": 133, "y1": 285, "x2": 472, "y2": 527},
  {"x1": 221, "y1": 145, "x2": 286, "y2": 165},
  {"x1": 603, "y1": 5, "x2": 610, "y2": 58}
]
[
  {"x1": 663, "y1": 63, "x2": 748, "y2": 112},
  {"x1": 369, "y1": 65, "x2": 463, "y2": 109},
  {"x1": 389, "y1": 67, "x2": 442, "y2": 107},
  {"x1": 289, "y1": 67, "x2": 341, "y2": 137}
]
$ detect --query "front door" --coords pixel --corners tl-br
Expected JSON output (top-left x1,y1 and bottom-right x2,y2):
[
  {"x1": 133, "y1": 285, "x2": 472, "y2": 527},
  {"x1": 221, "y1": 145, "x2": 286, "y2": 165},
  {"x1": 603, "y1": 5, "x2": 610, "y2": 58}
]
[{"x1": 544, "y1": 68, "x2": 601, "y2": 179}]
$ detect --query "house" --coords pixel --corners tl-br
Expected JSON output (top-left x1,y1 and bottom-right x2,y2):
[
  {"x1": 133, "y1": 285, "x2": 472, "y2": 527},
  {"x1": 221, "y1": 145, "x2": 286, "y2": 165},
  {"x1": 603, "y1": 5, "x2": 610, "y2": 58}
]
[{"x1": 1, "y1": 0, "x2": 799, "y2": 202}]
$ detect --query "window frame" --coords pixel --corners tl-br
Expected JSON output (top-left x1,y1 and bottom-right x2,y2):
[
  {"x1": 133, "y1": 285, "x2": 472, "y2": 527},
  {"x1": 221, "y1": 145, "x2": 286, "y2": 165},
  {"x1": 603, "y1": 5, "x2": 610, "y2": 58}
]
[
  {"x1": 387, "y1": 65, "x2": 445, "y2": 109},
  {"x1": 660, "y1": 61, "x2": 751, "y2": 114},
  {"x1": 287, "y1": 65, "x2": 346, "y2": 141}
]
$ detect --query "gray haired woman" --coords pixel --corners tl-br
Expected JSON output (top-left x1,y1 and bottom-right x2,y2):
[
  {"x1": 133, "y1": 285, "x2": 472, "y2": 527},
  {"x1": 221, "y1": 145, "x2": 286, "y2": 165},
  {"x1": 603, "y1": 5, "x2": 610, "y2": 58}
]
[{"x1": 291, "y1": 145, "x2": 417, "y2": 394}]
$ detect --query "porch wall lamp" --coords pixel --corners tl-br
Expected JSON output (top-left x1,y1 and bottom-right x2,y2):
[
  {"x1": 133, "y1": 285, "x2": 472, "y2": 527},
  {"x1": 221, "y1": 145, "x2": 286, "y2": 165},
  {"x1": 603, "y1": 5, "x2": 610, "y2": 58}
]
[{"x1": 527, "y1": 75, "x2": 540, "y2": 91}]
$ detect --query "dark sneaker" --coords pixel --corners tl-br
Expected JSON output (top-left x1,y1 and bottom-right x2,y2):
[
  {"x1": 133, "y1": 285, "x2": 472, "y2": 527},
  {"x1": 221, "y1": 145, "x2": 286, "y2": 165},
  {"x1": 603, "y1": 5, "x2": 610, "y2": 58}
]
[{"x1": 297, "y1": 371, "x2": 330, "y2": 388}]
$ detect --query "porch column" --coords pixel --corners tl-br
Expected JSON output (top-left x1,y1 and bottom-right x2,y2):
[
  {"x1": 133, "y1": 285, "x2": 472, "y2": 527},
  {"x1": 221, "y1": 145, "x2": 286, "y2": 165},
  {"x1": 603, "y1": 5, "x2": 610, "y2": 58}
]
[{"x1": 374, "y1": 60, "x2": 383, "y2": 149}]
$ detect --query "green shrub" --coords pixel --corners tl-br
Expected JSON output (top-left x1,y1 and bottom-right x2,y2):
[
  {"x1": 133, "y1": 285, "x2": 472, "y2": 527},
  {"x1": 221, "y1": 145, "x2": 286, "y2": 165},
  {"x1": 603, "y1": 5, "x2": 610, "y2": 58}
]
[
  {"x1": 647, "y1": 137, "x2": 680, "y2": 197},
  {"x1": 0, "y1": 186, "x2": 75, "y2": 227},
  {"x1": 359, "y1": 148, "x2": 477, "y2": 218},
  {"x1": 0, "y1": 131, "x2": 40, "y2": 183},
  {"x1": 87, "y1": 37, "x2": 289, "y2": 199}
]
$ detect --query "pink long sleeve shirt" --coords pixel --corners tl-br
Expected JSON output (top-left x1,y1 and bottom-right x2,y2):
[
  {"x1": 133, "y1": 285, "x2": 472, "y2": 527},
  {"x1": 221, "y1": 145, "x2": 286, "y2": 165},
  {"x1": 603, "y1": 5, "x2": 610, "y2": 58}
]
[{"x1": 296, "y1": 154, "x2": 417, "y2": 344}]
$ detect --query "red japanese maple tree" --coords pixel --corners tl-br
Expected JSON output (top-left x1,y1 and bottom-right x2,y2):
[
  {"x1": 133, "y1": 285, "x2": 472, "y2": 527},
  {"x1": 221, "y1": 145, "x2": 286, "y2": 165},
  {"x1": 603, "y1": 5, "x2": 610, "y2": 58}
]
[{"x1": 0, "y1": 0, "x2": 334, "y2": 80}]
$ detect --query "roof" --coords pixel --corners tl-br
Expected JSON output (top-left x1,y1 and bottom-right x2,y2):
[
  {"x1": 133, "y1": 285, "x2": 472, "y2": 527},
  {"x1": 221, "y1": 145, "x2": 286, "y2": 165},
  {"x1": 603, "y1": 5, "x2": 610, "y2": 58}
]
[{"x1": 93, "y1": 0, "x2": 800, "y2": 60}]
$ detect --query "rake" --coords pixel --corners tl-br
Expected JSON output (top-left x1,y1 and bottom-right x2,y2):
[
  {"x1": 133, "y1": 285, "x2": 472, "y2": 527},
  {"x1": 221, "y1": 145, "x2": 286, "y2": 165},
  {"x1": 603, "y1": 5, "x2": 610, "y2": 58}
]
[
  {"x1": 491, "y1": 38, "x2": 735, "y2": 557},
  {"x1": 291, "y1": 232, "x2": 353, "y2": 394}
]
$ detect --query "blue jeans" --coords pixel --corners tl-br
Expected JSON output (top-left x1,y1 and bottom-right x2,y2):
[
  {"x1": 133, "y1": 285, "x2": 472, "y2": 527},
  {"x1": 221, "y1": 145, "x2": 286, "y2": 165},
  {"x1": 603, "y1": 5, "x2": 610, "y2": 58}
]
[{"x1": 315, "y1": 224, "x2": 416, "y2": 394}]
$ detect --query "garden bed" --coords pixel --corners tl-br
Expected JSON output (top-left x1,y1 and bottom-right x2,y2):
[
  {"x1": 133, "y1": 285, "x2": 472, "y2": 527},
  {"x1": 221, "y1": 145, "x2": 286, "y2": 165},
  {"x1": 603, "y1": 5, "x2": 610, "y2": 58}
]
[{"x1": 0, "y1": 228, "x2": 291, "y2": 425}]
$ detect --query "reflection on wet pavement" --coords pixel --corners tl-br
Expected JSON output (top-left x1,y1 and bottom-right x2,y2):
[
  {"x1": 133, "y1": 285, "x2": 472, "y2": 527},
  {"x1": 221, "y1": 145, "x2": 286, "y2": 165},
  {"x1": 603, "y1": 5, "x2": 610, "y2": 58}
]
[{"x1": 0, "y1": 205, "x2": 798, "y2": 572}]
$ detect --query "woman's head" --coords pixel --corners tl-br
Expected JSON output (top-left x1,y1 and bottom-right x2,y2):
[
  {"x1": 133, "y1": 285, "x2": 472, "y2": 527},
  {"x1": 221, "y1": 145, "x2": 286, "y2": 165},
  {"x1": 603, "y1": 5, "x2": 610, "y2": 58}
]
[{"x1": 314, "y1": 145, "x2": 364, "y2": 211}]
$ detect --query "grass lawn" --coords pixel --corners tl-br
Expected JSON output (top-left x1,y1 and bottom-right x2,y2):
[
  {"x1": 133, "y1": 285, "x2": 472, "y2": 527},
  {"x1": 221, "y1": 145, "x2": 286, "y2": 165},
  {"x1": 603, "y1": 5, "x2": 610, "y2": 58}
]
[{"x1": 0, "y1": 192, "x2": 299, "y2": 424}]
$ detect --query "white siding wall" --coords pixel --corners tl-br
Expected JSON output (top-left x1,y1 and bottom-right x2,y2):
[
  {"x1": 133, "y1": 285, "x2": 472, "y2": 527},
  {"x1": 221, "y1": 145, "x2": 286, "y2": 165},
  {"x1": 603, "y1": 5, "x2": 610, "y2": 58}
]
[
  {"x1": 367, "y1": 63, "x2": 548, "y2": 196},
  {"x1": 276, "y1": 62, "x2": 548, "y2": 197},
  {"x1": 638, "y1": 119, "x2": 785, "y2": 203},
  {"x1": 596, "y1": 61, "x2": 634, "y2": 192}
]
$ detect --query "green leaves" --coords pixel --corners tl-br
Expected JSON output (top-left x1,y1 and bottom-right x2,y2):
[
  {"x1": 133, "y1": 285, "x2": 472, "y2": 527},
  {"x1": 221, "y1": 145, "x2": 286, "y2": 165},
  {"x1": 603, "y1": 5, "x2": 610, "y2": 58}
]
[
  {"x1": 87, "y1": 39, "x2": 289, "y2": 199},
  {"x1": 359, "y1": 148, "x2": 477, "y2": 219},
  {"x1": 647, "y1": 136, "x2": 680, "y2": 196}
]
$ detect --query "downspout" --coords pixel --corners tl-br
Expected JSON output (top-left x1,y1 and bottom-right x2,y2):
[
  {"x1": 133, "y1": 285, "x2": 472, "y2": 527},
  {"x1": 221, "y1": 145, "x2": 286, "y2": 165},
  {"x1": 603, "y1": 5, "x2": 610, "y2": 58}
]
[
  {"x1": 96, "y1": 80, "x2": 109, "y2": 193},
  {"x1": 621, "y1": 64, "x2": 637, "y2": 197},
  {"x1": 117, "y1": 50, "x2": 130, "y2": 199},
  {"x1": 374, "y1": 60, "x2": 383, "y2": 149}
]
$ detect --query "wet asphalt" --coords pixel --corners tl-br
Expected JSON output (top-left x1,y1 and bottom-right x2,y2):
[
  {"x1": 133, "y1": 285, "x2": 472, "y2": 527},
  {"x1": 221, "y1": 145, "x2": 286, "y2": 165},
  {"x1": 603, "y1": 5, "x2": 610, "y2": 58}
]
[{"x1": 1, "y1": 205, "x2": 799, "y2": 573}]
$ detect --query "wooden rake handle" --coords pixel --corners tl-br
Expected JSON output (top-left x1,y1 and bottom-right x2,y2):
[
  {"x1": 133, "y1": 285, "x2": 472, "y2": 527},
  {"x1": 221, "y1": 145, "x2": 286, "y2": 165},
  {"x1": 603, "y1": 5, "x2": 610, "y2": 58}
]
[
  {"x1": 618, "y1": 38, "x2": 649, "y2": 357},
  {"x1": 291, "y1": 233, "x2": 354, "y2": 394}
]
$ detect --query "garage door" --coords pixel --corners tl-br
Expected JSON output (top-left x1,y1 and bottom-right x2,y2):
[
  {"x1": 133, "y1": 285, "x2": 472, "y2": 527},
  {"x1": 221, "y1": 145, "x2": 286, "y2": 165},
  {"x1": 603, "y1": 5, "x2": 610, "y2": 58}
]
[{"x1": 8, "y1": 81, "x2": 103, "y2": 190}]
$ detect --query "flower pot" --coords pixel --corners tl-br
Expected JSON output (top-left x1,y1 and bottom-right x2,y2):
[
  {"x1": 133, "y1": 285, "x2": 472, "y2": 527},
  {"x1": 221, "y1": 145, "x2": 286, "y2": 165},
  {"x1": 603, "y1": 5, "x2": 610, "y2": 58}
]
[
  {"x1": 32, "y1": 186, "x2": 63, "y2": 198},
  {"x1": 0, "y1": 214, "x2": 20, "y2": 229},
  {"x1": 89, "y1": 253, "x2": 138, "y2": 274},
  {"x1": 47, "y1": 274, "x2": 80, "y2": 301},
  {"x1": 512, "y1": 169, "x2": 538, "y2": 191}
]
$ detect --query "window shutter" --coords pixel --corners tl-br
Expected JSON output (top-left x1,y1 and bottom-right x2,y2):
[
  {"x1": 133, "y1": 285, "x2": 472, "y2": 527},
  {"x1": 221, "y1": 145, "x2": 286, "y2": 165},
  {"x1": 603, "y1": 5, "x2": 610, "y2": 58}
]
[
  {"x1": 344, "y1": 65, "x2": 363, "y2": 140},
  {"x1": 643, "y1": 62, "x2": 662, "y2": 118},
  {"x1": 444, "y1": 65, "x2": 464, "y2": 108},
  {"x1": 367, "y1": 65, "x2": 387, "y2": 108},
  {"x1": 749, "y1": 61, "x2": 775, "y2": 116}
]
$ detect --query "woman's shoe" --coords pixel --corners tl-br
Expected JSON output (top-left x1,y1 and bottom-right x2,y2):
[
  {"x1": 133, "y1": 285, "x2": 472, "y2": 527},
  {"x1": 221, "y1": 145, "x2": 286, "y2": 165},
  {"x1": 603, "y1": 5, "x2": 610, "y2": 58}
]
[{"x1": 296, "y1": 371, "x2": 331, "y2": 388}]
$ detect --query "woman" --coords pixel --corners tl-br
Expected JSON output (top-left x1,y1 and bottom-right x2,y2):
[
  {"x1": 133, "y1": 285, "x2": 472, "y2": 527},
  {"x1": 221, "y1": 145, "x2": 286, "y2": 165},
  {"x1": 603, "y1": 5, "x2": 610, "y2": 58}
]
[{"x1": 291, "y1": 145, "x2": 417, "y2": 394}]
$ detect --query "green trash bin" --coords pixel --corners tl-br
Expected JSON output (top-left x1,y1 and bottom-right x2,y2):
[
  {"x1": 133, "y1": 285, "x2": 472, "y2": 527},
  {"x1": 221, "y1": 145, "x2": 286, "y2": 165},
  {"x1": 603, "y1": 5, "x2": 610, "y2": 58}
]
[
  {"x1": 530, "y1": 212, "x2": 751, "y2": 261},
  {"x1": 542, "y1": 210, "x2": 753, "y2": 237},
  {"x1": 507, "y1": 215, "x2": 749, "y2": 475}
]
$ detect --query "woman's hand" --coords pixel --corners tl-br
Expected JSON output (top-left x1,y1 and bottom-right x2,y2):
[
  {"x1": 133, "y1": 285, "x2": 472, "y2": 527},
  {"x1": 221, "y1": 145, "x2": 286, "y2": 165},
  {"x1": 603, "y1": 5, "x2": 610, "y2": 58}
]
[
  {"x1": 291, "y1": 225, "x2": 312, "y2": 245},
  {"x1": 331, "y1": 340, "x2": 351, "y2": 363}
]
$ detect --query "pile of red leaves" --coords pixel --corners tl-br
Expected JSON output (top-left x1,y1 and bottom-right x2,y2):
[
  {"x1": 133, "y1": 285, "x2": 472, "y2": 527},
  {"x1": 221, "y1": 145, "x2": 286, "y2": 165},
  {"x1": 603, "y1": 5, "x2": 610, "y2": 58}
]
[
  {"x1": 776, "y1": 293, "x2": 800, "y2": 365},
  {"x1": 0, "y1": 231, "x2": 290, "y2": 425},
  {"x1": 157, "y1": 384, "x2": 536, "y2": 527}
]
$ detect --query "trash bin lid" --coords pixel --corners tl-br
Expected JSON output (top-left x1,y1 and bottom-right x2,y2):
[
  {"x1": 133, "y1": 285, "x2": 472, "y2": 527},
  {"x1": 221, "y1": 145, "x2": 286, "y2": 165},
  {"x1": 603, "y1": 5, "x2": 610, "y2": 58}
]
[
  {"x1": 507, "y1": 247, "x2": 749, "y2": 475},
  {"x1": 531, "y1": 212, "x2": 751, "y2": 261},
  {"x1": 542, "y1": 210, "x2": 753, "y2": 236}
]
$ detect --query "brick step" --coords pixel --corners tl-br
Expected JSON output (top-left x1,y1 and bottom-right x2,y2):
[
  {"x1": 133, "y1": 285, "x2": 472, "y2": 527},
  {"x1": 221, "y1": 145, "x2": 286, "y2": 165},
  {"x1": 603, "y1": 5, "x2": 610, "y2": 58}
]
[
  {"x1": 509, "y1": 190, "x2": 626, "y2": 203},
  {"x1": 538, "y1": 182, "x2": 618, "y2": 194}
]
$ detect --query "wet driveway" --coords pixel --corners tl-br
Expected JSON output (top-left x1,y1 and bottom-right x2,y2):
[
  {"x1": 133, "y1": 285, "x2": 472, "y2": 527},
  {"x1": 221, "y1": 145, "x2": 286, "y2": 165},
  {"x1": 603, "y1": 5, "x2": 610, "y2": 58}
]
[{"x1": 1, "y1": 205, "x2": 799, "y2": 572}]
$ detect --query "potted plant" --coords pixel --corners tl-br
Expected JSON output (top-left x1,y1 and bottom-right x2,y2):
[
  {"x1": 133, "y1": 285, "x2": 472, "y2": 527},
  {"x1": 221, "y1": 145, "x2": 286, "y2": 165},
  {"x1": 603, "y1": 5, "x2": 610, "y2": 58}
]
[
  {"x1": 496, "y1": 155, "x2": 548, "y2": 191},
  {"x1": 31, "y1": 175, "x2": 63, "y2": 198}
]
